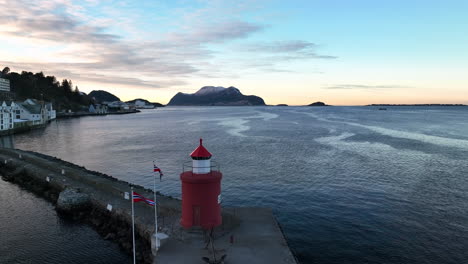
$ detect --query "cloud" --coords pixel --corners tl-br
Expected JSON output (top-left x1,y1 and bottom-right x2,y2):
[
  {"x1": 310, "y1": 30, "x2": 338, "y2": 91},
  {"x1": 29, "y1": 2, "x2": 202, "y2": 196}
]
[
  {"x1": 0, "y1": 60, "x2": 186, "y2": 89},
  {"x1": 324, "y1": 84, "x2": 410, "y2": 90},
  {"x1": 167, "y1": 20, "x2": 264, "y2": 45},
  {"x1": 244, "y1": 40, "x2": 316, "y2": 53},
  {"x1": 0, "y1": 0, "x2": 271, "y2": 89},
  {"x1": 240, "y1": 40, "x2": 336, "y2": 59},
  {"x1": 218, "y1": 40, "x2": 336, "y2": 74},
  {"x1": 0, "y1": 0, "x2": 327, "y2": 92}
]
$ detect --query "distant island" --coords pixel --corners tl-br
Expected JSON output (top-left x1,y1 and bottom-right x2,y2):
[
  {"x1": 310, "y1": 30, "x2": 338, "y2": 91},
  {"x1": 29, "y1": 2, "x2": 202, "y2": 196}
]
[
  {"x1": 168, "y1": 86, "x2": 265, "y2": 106},
  {"x1": 308, "y1": 101, "x2": 328, "y2": 106},
  {"x1": 368, "y1": 104, "x2": 466, "y2": 106}
]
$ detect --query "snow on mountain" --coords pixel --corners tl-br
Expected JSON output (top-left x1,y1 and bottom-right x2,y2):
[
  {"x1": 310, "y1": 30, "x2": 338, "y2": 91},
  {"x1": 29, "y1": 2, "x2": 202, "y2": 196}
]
[{"x1": 194, "y1": 86, "x2": 227, "y2": 95}]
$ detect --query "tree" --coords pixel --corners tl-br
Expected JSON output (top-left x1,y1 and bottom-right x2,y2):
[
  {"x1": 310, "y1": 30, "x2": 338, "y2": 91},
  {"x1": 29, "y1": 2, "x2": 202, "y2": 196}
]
[
  {"x1": 73, "y1": 85, "x2": 82, "y2": 103},
  {"x1": 61, "y1": 79, "x2": 72, "y2": 95},
  {"x1": 2, "y1": 67, "x2": 10, "y2": 75},
  {"x1": 6, "y1": 68, "x2": 92, "y2": 110}
]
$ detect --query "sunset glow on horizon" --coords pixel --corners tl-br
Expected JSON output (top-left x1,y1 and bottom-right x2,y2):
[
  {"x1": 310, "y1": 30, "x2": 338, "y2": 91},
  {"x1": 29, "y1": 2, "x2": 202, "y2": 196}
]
[{"x1": 1, "y1": 0, "x2": 467, "y2": 105}]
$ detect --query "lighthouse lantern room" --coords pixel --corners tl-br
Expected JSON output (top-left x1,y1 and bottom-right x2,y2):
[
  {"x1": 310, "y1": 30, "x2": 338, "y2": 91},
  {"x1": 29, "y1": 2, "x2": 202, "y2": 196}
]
[
  {"x1": 190, "y1": 138, "x2": 212, "y2": 174},
  {"x1": 180, "y1": 139, "x2": 222, "y2": 229}
]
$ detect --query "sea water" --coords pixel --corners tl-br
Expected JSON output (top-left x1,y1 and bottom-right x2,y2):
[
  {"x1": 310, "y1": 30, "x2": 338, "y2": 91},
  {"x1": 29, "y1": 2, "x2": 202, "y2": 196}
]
[{"x1": 2, "y1": 106, "x2": 468, "y2": 264}]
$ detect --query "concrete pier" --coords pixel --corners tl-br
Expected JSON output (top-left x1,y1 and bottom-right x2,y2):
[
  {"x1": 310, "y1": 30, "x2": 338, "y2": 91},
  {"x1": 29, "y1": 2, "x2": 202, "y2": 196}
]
[{"x1": 0, "y1": 148, "x2": 297, "y2": 264}]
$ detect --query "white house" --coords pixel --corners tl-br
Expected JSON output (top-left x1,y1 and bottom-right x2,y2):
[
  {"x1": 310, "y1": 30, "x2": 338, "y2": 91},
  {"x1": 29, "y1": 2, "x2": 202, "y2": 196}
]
[
  {"x1": 14, "y1": 104, "x2": 43, "y2": 125},
  {"x1": 45, "y1": 103, "x2": 56, "y2": 121},
  {"x1": 0, "y1": 99, "x2": 56, "y2": 133},
  {"x1": 96, "y1": 104, "x2": 108, "y2": 114},
  {"x1": 89, "y1": 104, "x2": 108, "y2": 114},
  {"x1": 12, "y1": 99, "x2": 47, "y2": 125},
  {"x1": 0, "y1": 101, "x2": 14, "y2": 131},
  {"x1": 89, "y1": 104, "x2": 96, "y2": 113}
]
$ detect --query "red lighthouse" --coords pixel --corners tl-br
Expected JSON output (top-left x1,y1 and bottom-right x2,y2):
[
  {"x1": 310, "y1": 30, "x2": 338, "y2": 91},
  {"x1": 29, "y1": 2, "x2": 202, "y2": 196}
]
[{"x1": 180, "y1": 139, "x2": 222, "y2": 229}]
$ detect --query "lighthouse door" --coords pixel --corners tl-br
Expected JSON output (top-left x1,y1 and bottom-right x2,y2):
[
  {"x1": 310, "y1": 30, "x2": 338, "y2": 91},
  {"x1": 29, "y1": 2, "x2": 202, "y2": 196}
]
[{"x1": 193, "y1": 206, "x2": 200, "y2": 226}]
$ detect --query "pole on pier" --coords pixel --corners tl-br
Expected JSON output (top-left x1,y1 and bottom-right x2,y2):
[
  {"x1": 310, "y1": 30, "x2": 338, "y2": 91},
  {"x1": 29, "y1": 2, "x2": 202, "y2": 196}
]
[
  {"x1": 131, "y1": 186, "x2": 136, "y2": 264},
  {"x1": 152, "y1": 161, "x2": 159, "y2": 252}
]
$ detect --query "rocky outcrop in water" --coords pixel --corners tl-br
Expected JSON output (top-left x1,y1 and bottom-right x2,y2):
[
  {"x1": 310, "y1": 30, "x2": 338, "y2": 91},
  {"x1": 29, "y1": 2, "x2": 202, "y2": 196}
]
[{"x1": 308, "y1": 101, "x2": 328, "y2": 106}]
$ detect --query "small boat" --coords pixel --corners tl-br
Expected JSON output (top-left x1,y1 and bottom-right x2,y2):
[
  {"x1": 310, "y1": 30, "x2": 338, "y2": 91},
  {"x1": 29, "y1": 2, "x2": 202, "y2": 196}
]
[{"x1": 378, "y1": 108, "x2": 387, "y2": 110}]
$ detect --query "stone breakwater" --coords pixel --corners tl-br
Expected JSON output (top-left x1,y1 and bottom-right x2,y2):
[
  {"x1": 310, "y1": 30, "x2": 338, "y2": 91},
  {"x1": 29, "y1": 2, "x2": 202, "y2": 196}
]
[
  {"x1": 0, "y1": 148, "x2": 298, "y2": 264},
  {"x1": 0, "y1": 148, "x2": 167, "y2": 264}
]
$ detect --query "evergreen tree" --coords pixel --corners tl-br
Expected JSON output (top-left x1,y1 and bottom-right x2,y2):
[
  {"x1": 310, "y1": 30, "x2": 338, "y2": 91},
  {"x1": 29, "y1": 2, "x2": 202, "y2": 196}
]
[
  {"x1": 1, "y1": 67, "x2": 93, "y2": 111},
  {"x1": 2, "y1": 67, "x2": 10, "y2": 76}
]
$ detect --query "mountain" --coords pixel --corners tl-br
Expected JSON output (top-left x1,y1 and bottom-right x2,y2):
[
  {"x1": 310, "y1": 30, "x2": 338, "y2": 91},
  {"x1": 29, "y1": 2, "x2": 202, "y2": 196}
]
[
  {"x1": 168, "y1": 86, "x2": 265, "y2": 106},
  {"x1": 89, "y1": 90, "x2": 120, "y2": 103},
  {"x1": 308, "y1": 101, "x2": 328, "y2": 106}
]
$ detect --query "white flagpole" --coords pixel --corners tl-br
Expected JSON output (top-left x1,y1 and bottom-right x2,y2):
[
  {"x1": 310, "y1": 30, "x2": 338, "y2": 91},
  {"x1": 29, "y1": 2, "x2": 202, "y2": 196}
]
[
  {"x1": 153, "y1": 161, "x2": 159, "y2": 252},
  {"x1": 131, "y1": 186, "x2": 136, "y2": 264}
]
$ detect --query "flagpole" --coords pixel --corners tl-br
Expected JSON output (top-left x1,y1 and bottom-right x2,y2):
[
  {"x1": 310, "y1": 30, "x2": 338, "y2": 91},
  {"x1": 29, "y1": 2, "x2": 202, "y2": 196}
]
[
  {"x1": 131, "y1": 186, "x2": 136, "y2": 264},
  {"x1": 153, "y1": 161, "x2": 159, "y2": 252}
]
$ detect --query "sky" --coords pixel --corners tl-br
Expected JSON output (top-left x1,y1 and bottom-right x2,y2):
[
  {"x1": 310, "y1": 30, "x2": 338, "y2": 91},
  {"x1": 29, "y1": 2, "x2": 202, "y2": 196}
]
[{"x1": 0, "y1": 0, "x2": 467, "y2": 105}]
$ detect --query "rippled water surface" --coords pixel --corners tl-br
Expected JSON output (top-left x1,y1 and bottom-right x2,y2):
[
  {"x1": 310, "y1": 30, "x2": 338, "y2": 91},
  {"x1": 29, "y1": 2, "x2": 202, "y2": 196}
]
[
  {"x1": 2, "y1": 106, "x2": 468, "y2": 264},
  {"x1": 0, "y1": 177, "x2": 130, "y2": 263}
]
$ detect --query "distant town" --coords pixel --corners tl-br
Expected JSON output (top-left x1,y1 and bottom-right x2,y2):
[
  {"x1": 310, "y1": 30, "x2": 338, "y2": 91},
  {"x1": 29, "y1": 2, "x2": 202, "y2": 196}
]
[{"x1": 0, "y1": 67, "x2": 160, "y2": 135}]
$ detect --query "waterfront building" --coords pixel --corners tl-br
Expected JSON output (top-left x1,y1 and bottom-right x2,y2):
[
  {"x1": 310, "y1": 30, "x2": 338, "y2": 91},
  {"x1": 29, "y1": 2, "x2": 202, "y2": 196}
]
[
  {"x1": 0, "y1": 78, "x2": 14, "y2": 101},
  {"x1": 14, "y1": 103, "x2": 43, "y2": 125},
  {"x1": 0, "y1": 99, "x2": 56, "y2": 133},
  {"x1": 17, "y1": 99, "x2": 55, "y2": 123},
  {"x1": 0, "y1": 101, "x2": 14, "y2": 131},
  {"x1": 0, "y1": 78, "x2": 10, "y2": 92},
  {"x1": 135, "y1": 100, "x2": 155, "y2": 109},
  {"x1": 16, "y1": 99, "x2": 44, "y2": 125},
  {"x1": 45, "y1": 103, "x2": 56, "y2": 121},
  {"x1": 89, "y1": 104, "x2": 108, "y2": 114},
  {"x1": 105, "y1": 101, "x2": 130, "y2": 111}
]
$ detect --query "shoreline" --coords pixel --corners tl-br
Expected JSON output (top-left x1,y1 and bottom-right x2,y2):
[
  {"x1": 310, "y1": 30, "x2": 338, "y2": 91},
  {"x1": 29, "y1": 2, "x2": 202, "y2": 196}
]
[
  {"x1": 0, "y1": 123, "x2": 46, "y2": 136},
  {"x1": 56, "y1": 109, "x2": 140, "y2": 119}
]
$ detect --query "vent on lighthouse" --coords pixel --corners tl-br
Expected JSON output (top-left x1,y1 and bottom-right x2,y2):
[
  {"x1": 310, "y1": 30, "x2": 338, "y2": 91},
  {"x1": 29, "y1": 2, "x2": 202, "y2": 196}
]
[{"x1": 180, "y1": 138, "x2": 222, "y2": 229}]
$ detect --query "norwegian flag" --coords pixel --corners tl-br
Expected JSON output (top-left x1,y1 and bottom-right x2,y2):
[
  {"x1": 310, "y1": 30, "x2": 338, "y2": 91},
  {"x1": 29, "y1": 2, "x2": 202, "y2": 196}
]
[
  {"x1": 132, "y1": 192, "x2": 155, "y2": 206},
  {"x1": 153, "y1": 162, "x2": 164, "y2": 181},
  {"x1": 153, "y1": 164, "x2": 162, "y2": 173}
]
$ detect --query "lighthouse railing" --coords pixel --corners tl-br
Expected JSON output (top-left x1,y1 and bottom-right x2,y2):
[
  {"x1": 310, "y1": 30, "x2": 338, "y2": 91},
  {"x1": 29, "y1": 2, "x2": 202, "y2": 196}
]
[{"x1": 183, "y1": 161, "x2": 220, "y2": 174}]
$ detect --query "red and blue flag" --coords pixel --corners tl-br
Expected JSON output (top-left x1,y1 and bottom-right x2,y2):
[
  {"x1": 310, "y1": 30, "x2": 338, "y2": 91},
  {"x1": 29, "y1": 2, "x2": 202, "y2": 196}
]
[
  {"x1": 153, "y1": 164, "x2": 162, "y2": 173},
  {"x1": 153, "y1": 162, "x2": 164, "y2": 181},
  {"x1": 132, "y1": 192, "x2": 155, "y2": 206}
]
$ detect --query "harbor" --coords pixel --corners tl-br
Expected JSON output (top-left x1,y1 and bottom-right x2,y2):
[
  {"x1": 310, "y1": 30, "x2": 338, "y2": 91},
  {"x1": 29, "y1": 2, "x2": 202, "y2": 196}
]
[{"x1": 0, "y1": 146, "x2": 297, "y2": 264}]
